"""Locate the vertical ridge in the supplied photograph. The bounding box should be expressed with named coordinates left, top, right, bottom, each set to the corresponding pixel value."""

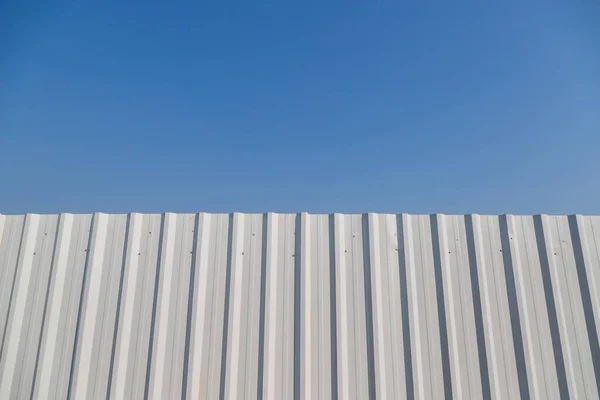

left=104, top=214, right=132, bottom=400
left=301, top=213, right=312, bottom=400
left=504, top=215, right=547, bottom=399
left=257, top=214, right=268, bottom=400
left=225, top=213, right=247, bottom=400
left=328, top=214, right=339, bottom=400
left=361, top=214, right=378, bottom=400
left=65, top=213, right=97, bottom=400
left=334, top=214, right=350, bottom=400
left=464, top=215, right=491, bottom=400
left=73, top=213, right=109, bottom=400
left=142, top=214, right=167, bottom=400
left=185, top=213, right=213, bottom=400
left=202, top=214, right=230, bottom=399
left=241, top=214, right=263, bottom=399
left=552, top=215, right=596, bottom=398
left=430, top=214, right=453, bottom=400
left=147, top=213, right=179, bottom=399
left=404, top=215, right=427, bottom=399
left=533, top=215, right=570, bottom=399
left=293, top=214, right=302, bottom=400
left=8, top=216, right=56, bottom=399
left=0, top=214, right=28, bottom=363
left=568, top=215, right=600, bottom=396
left=218, top=213, right=235, bottom=400
left=583, top=217, right=600, bottom=340
left=265, top=213, right=279, bottom=400
left=181, top=214, right=200, bottom=400
left=437, top=215, right=466, bottom=399
left=499, top=215, right=530, bottom=400
left=111, top=213, right=145, bottom=400
left=32, top=213, right=77, bottom=400
left=369, top=214, right=388, bottom=400
left=472, top=215, right=506, bottom=398
left=396, top=215, right=414, bottom=400
left=29, top=214, right=63, bottom=399
left=0, top=214, right=40, bottom=399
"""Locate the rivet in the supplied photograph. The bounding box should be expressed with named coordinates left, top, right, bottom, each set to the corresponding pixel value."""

left=242, top=252, right=245, bottom=255
left=33, top=252, right=36, bottom=255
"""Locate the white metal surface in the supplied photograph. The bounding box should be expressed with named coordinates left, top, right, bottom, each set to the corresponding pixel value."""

left=0, top=212, right=599, bottom=399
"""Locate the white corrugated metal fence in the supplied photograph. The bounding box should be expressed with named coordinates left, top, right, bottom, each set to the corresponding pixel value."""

left=0, top=213, right=599, bottom=399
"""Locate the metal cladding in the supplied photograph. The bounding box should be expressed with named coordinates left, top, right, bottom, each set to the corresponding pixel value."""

left=0, top=212, right=599, bottom=399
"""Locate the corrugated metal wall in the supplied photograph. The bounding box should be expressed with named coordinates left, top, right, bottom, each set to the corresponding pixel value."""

left=0, top=212, right=599, bottom=399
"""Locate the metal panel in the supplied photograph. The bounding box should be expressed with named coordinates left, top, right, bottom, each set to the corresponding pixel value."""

left=0, top=212, right=599, bottom=399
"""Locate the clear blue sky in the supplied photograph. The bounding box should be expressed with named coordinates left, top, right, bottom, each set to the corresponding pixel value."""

left=1, top=1, right=599, bottom=215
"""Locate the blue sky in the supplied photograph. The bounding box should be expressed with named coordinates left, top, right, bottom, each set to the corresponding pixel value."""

left=1, top=1, right=599, bottom=215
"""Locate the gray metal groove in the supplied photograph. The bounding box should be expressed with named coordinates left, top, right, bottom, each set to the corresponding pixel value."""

left=0, top=212, right=599, bottom=400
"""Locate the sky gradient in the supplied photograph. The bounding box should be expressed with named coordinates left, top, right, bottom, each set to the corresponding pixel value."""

left=1, top=1, right=599, bottom=215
